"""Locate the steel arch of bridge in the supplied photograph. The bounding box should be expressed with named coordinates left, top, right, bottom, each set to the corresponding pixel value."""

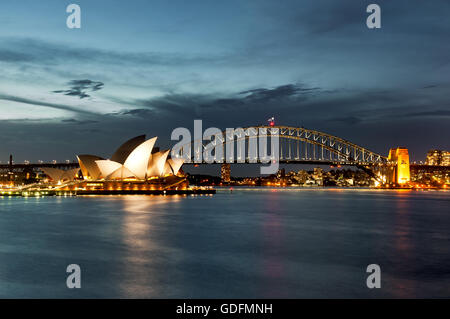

left=180, top=125, right=388, bottom=165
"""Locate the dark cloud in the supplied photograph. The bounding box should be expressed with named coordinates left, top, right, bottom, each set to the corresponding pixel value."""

left=331, top=116, right=363, bottom=125
left=61, top=119, right=100, bottom=125
left=0, top=50, right=33, bottom=62
left=0, top=37, right=245, bottom=68
left=114, top=109, right=154, bottom=118
left=0, top=93, right=97, bottom=115
left=128, top=84, right=320, bottom=119
left=239, top=84, right=320, bottom=101
left=260, top=0, right=450, bottom=37
left=403, top=110, right=450, bottom=118
left=124, top=84, right=450, bottom=129
left=134, top=93, right=210, bottom=117
left=53, top=80, right=104, bottom=99
left=284, top=0, right=365, bottom=34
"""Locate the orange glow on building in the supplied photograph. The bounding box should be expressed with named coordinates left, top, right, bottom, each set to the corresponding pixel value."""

left=388, top=147, right=411, bottom=184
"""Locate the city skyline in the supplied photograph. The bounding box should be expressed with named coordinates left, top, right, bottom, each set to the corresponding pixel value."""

left=0, top=0, right=449, bottom=164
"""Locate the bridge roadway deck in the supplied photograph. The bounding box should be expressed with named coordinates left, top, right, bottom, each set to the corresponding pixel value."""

left=0, top=162, right=448, bottom=170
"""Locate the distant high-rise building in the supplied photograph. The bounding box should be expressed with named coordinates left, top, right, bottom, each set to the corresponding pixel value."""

left=442, top=151, right=450, bottom=166
left=313, top=167, right=323, bottom=177
left=426, top=150, right=450, bottom=166
left=426, top=150, right=442, bottom=165
left=221, top=163, right=231, bottom=183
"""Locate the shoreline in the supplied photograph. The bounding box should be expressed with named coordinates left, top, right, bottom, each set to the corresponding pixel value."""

left=0, top=188, right=216, bottom=197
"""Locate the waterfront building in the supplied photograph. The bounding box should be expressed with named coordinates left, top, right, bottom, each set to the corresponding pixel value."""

left=276, top=168, right=285, bottom=179
left=77, top=155, right=104, bottom=180
left=426, top=150, right=450, bottom=166
left=221, top=163, right=231, bottom=183
left=443, top=151, right=450, bottom=166
left=426, top=150, right=442, bottom=165
left=39, top=135, right=186, bottom=191
left=294, top=170, right=309, bottom=184
left=41, top=167, right=80, bottom=183
left=76, top=135, right=184, bottom=181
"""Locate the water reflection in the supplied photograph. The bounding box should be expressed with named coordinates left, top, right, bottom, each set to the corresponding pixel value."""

left=261, top=191, right=286, bottom=297
left=391, top=192, right=417, bottom=298
left=118, top=195, right=182, bottom=297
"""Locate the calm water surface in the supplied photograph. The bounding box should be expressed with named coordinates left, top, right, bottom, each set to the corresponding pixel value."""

left=0, top=188, right=449, bottom=298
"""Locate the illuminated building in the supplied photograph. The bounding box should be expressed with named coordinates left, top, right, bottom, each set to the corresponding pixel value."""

left=388, top=147, right=410, bottom=184
left=77, top=155, right=104, bottom=180
left=110, top=135, right=146, bottom=164
left=426, top=150, right=441, bottom=165
left=40, top=135, right=185, bottom=188
left=313, top=167, right=323, bottom=178
left=76, top=135, right=184, bottom=181
left=167, top=158, right=184, bottom=175
left=312, top=167, right=324, bottom=186
left=1, top=136, right=201, bottom=194
left=41, top=167, right=80, bottom=182
left=443, top=151, right=450, bottom=166
left=221, top=163, right=231, bottom=183
left=147, top=149, right=170, bottom=177
left=426, top=150, right=450, bottom=166
left=295, top=170, right=309, bottom=184
left=276, top=168, right=286, bottom=179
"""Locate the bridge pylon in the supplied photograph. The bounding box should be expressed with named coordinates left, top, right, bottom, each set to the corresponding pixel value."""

left=387, top=147, right=411, bottom=184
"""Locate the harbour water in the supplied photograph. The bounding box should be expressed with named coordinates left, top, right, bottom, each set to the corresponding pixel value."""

left=0, top=188, right=449, bottom=298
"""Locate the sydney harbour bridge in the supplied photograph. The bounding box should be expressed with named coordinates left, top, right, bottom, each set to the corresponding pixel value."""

left=182, top=125, right=388, bottom=165
left=1, top=125, right=448, bottom=184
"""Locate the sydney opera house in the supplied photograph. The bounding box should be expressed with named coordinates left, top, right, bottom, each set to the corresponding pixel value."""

left=41, top=135, right=190, bottom=194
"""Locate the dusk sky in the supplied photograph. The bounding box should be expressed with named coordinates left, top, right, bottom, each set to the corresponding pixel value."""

left=0, top=0, right=449, bottom=166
